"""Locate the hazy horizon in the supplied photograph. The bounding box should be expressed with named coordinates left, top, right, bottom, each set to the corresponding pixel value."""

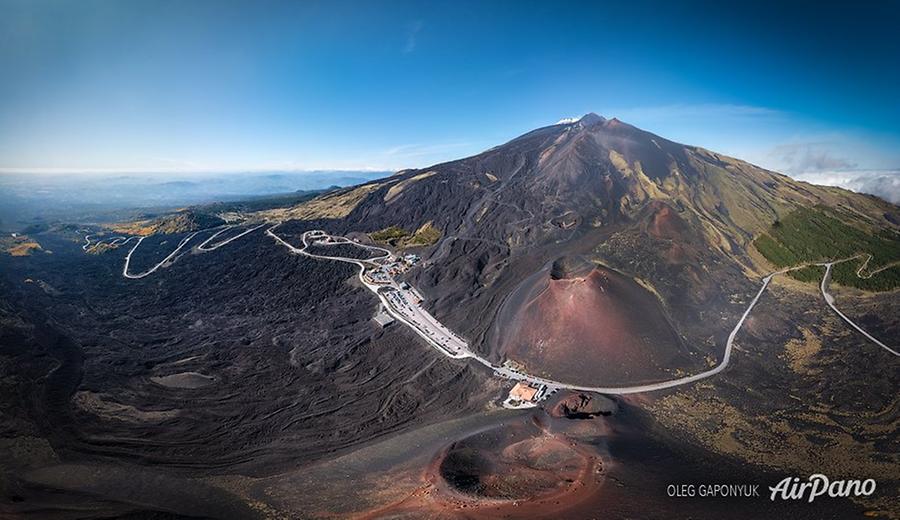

left=0, top=169, right=389, bottom=231
left=2, top=4, right=899, bottom=519
left=2, top=1, right=899, bottom=203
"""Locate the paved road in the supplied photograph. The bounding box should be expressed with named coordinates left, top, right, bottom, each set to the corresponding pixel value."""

left=105, top=221, right=898, bottom=392
left=266, top=229, right=761, bottom=393
left=197, top=223, right=266, bottom=251
left=821, top=262, right=900, bottom=357
left=267, top=225, right=470, bottom=359
left=123, top=232, right=199, bottom=279
left=83, top=234, right=134, bottom=252
left=854, top=253, right=900, bottom=279
left=119, top=223, right=264, bottom=278
left=267, top=228, right=899, bottom=394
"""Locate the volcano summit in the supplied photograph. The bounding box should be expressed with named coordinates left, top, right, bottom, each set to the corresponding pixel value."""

left=1, top=114, right=898, bottom=519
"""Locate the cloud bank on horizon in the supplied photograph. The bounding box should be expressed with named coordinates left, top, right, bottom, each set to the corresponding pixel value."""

left=751, top=139, right=900, bottom=205
left=790, top=170, right=900, bottom=205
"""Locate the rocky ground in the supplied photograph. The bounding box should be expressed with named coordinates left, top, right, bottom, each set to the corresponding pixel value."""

left=2, top=115, right=898, bottom=518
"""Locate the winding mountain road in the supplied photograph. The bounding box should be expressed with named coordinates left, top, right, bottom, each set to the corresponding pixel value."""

left=83, top=234, right=134, bottom=252
left=266, top=228, right=898, bottom=397
left=123, top=232, right=199, bottom=279
left=821, top=262, right=900, bottom=356
left=197, top=223, right=266, bottom=251
left=100, top=220, right=897, bottom=394
left=118, top=223, right=265, bottom=279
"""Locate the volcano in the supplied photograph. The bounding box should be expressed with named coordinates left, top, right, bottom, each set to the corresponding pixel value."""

left=2, top=114, right=899, bottom=519
left=498, top=259, right=689, bottom=386
left=309, top=113, right=900, bottom=385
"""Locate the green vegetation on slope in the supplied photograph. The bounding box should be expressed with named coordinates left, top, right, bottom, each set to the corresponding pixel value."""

left=0, top=235, right=43, bottom=256
left=787, top=265, right=825, bottom=284
left=754, top=206, right=900, bottom=291
left=370, top=226, right=410, bottom=244
left=370, top=221, right=441, bottom=247
left=407, top=221, right=441, bottom=246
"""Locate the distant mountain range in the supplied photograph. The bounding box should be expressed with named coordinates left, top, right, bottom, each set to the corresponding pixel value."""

left=0, top=170, right=389, bottom=230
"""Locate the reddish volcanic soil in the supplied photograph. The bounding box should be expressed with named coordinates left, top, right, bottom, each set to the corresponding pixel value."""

left=498, top=258, right=691, bottom=386
left=644, top=201, right=697, bottom=265
left=356, top=416, right=606, bottom=520
left=647, top=201, right=689, bottom=240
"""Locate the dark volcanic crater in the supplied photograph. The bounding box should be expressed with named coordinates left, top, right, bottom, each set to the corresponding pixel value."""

left=3, top=113, right=899, bottom=519
left=437, top=420, right=592, bottom=501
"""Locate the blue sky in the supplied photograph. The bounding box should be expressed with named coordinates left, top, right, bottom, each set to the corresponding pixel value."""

left=1, top=0, right=899, bottom=176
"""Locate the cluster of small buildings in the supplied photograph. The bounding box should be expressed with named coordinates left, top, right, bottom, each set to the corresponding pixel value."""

left=367, top=269, right=393, bottom=285
left=382, top=254, right=419, bottom=275
left=496, top=359, right=551, bottom=408
left=365, top=253, right=421, bottom=287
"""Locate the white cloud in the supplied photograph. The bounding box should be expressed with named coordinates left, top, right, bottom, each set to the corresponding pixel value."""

left=791, top=170, right=900, bottom=204
left=766, top=142, right=856, bottom=174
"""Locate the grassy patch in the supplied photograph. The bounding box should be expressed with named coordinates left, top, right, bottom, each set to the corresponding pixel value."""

left=370, top=221, right=441, bottom=247
left=258, top=183, right=382, bottom=221
left=109, top=210, right=225, bottom=236
left=753, top=206, right=900, bottom=291
left=2, top=238, right=43, bottom=256
left=370, top=226, right=410, bottom=244
left=383, top=171, right=437, bottom=202
left=407, top=221, right=441, bottom=246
